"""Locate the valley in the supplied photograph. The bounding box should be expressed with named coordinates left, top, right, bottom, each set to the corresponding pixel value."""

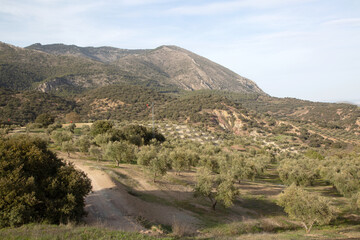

left=0, top=41, right=359, bottom=239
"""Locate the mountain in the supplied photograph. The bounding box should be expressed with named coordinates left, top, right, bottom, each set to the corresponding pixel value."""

left=27, top=43, right=150, bottom=63
left=114, top=45, right=264, bottom=93
left=1, top=41, right=359, bottom=146
left=24, top=43, right=266, bottom=95
left=0, top=42, right=151, bottom=93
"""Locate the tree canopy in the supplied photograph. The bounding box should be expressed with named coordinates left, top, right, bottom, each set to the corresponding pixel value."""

left=0, top=135, right=92, bottom=227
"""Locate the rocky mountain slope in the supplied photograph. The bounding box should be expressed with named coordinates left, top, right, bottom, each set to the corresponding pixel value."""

left=24, top=42, right=265, bottom=95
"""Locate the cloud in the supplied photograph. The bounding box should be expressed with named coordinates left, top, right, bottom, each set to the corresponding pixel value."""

left=324, top=18, right=360, bottom=27
left=116, top=0, right=177, bottom=6
left=165, top=0, right=313, bottom=15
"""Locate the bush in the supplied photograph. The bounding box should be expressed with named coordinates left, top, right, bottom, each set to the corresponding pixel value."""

left=0, top=136, right=91, bottom=227
left=35, top=113, right=55, bottom=128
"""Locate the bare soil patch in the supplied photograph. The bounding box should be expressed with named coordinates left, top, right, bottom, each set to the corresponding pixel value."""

left=59, top=153, right=200, bottom=233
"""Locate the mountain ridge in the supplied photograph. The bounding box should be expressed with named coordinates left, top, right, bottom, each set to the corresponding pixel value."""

left=24, top=42, right=266, bottom=95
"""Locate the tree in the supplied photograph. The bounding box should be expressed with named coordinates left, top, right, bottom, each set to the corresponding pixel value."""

left=93, top=133, right=112, bottom=148
left=148, top=154, right=168, bottom=182
left=170, top=149, right=191, bottom=175
left=62, top=141, right=75, bottom=157
left=277, top=184, right=335, bottom=233
left=352, top=192, right=360, bottom=211
left=35, top=113, right=55, bottom=128
left=121, top=125, right=165, bottom=146
left=278, top=157, right=319, bottom=186
left=194, top=167, right=238, bottom=211
left=90, top=120, right=113, bottom=136
left=89, top=145, right=102, bottom=162
left=65, top=123, right=76, bottom=134
left=137, top=146, right=168, bottom=182
left=46, top=122, right=62, bottom=135
left=75, top=136, right=91, bottom=153
left=0, top=135, right=91, bottom=227
left=105, top=141, right=136, bottom=166
left=51, top=130, right=72, bottom=146
left=319, top=157, right=360, bottom=197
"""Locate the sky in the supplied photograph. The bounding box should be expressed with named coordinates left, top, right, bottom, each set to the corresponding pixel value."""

left=0, top=0, right=359, bottom=104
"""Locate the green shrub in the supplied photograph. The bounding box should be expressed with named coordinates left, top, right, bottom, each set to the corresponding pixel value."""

left=0, top=135, right=91, bottom=227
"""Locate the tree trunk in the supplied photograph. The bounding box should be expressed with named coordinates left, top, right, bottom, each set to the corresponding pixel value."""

left=208, top=195, right=217, bottom=211
left=302, top=221, right=314, bottom=234
left=212, top=201, right=217, bottom=211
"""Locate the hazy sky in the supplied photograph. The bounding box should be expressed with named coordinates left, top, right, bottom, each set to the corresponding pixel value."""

left=1, top=0, right=359, bottom=103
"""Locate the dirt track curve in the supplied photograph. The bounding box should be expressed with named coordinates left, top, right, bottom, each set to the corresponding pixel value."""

left=59, top=153, right=200, bottom=232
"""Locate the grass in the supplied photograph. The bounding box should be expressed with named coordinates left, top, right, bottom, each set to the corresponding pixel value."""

left=202, top=221, right=360, bottom=239
left=239, top=195, right=284, bottom=217
left=0, top=224, right=174, bottom=240
left=202, top=217, right=300, bottom=238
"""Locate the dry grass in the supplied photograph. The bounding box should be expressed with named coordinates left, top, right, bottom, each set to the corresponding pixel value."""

left=171, top=217, right=194, bottom=237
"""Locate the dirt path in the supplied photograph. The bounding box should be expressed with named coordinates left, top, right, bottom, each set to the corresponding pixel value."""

left=60, top=153, right=200, bottom=233
left=59, top=153, right=143, bottom=231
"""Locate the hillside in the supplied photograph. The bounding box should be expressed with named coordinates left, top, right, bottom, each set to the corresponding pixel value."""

left=27, top=43, right=150, bottom=63
left=1, top=83, right=359, bottom=146
left=113, top=45, right=265, bottom=94
left=1, top=41, right=359, bottom=146
left=0, top=42, right=141, bottom=92
left=24, top=42, right=266, bottom=95
left=0, top=88, right=76, bottom=125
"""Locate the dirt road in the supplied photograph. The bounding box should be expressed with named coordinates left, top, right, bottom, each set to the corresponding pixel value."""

left=60, top=153, right=200, bottom=232
left=69, top=157, right=144, bottom=231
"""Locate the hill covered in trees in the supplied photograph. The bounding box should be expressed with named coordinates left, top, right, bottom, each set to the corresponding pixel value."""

left=0, top=41, right=359, bottom=147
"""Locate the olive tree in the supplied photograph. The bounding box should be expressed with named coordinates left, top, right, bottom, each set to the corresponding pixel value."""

left=51, top=130, right=73, bottom=146
left=75, top=136, right=91, bottom=153
left=319, top=157, right=360, bottom=197
left=277, top=184, right=335, bottom=233
left=352, top=192, right=360, bottom=211
left=170, top=149, right=192, bottom=175
left=105, top=141, right=136, bottom=166
left=278, top=157, right=319, bottom=186
left=62, top=141, right=76, bottom=157
left=89, top=145, right=103, bottom=162
left=137, top=145, right=168, bottom=182
left=194, top=167, right=238, bottom=211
